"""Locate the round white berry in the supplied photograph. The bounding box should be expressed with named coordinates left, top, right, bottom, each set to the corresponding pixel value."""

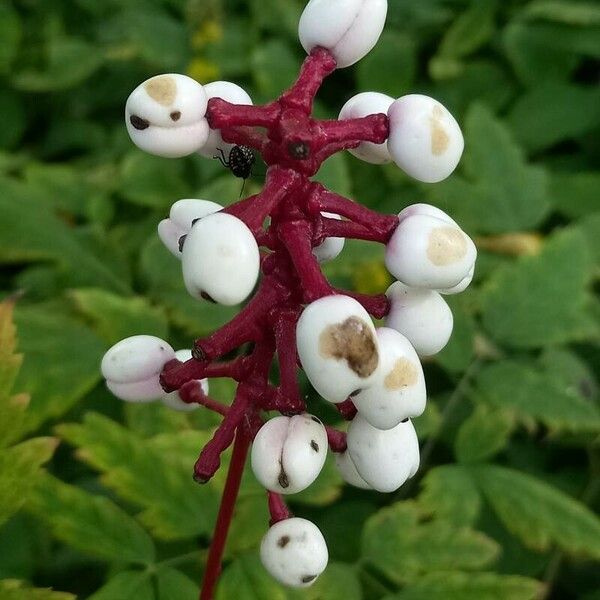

left=437, top=264, right=474, bottom=295
left=352, top=327, right=426, bottom=429
left=385, top=214, right=477, bottom=289
left=346, top=414, right=419, bottom=492
left=181, top=212, right=260, bottom=306
left=387, top=94, right=463, bottom=183
left=298, top=0, right=388, bottom=68
left=198, top=81, right=253, bottom=160
left=397, top=203, right=458, bottom=227
left=125, top=74, right=209, bottom=158
left=385, top=282, right=453, bottom=357
left=260, top=518, right=328, bottom=588
left=251, top=414, right=327, bottom=494
left=160, top=350, right=209, bottom=412
left=338, top=92, right=394, bottom=164
left=296, top=295, right=380, bottom=403
left=158, top=198, right=223, bottom=257
left=101, top=335, right=175, bottom=403
left=334, top=451, right=371, bottom=489
left=313, top=212, right=345, bottom=263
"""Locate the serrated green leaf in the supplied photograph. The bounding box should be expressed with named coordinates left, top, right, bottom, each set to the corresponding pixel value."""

left=69, top=288, right=168, bottom=344
left=455, top=404, right=515, bottom=463
left=27, top=473, right=156, bottom=565
left=88, top=571, right=154, bottom=600
left=14, top=304, right=105, bottom=433
left=384, top=571, right=543, bottom=600
left=472, top=464, right=600, bottom=559
left=357, top=31, right=416, bottom=94
left=57, top=414, right=221, bottom=540
left=475, top=360, right=600, bottom=433
left=418, top=466, right=482, bottom=527
left=251, top=39, right=298, bottom=101
left=362, top=502, right=499, bottom=584
left=0, top=579, right=74, bottom=600
left=508, top=83, right=600, bottom=153
left=548, top=171, right=600, bottom=219
left=435, top=296, right=476, bottom=374
left=481, top=229, right=594, bottom=347
left=156, top=567, right=198, bottom=600
left=427, top=104, right=549, bottom=234
left=0, top=437, right=58, bottom=527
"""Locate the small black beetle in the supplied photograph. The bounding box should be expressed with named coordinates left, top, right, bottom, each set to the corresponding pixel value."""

left=214, top=146, right=255, bottom=179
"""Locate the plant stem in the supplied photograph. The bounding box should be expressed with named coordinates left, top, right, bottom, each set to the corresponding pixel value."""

left=199, top=427, right=251, bottom=600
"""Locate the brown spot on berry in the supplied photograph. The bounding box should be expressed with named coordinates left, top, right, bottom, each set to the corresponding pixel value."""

left=278, top=535, right=290, bottom=548
left=384, top=358, right=418, bottom=390
left=430, top=105, right=449, bottom=155
left=427, top=227, right=467, bottom=266
left=130, top=115, right=150, bottom=130
left=278, top=467, right=289, bottom=489
left=145, top=75, right=177, bottom=106
left=310, top=440, right=319, bottom=452
left=319, top=317, right=378, bottom=377
left=170, top=110, right=181, bottom=121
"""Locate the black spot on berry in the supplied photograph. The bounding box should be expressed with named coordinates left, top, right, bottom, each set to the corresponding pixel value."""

left=178, top=235, right=187, bottom=252
left=278, top=468, right=290, bottom=489
left=201, top=292, right=216, bottom=304
left=170, top=110, right=181, bottom=121
left=350, top=389, right=361, bottom=397
left=130, top=114, right=150, bottom=130
left=277, top=535, right=290, bottom=548
left=401, top=418, right=409, bottom=423
left=301, top=575, right=317, bottom=584
left=310, top=440, right=319, bottom=452
left=310, top=416, right=322, bottom=424
left=191, top=218, right=201, bottom=226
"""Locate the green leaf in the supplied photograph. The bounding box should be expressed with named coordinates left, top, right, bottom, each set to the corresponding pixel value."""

left=455, top=404, right=515, bottom=463
left=88, top=571, right=153, bottom=600
left=0, top=301, right=28, bottom=447
left=362, top=502, right=499, bottom=584
left=418, top=465, right=482, bottom=527
left=215, top=553, right=287, bottom=600
left=521, top=1, right=600, bottom=25
left=0, top=178, right=130, bottom=293
left=357, top=31, right=416, bottom=95
left=577, top=213, right=600, bottom=270
left=472, top=465, right=600, bottom=559
left=287, top=562, right=362, bottom=600
left=14, top=304, right=105, bottom=433
left=119, top=152, right=188, bottom=209
left=27, top=473, right=156, bottom=565
left=385, top=571, right=543, bottom=600
left=0, top=91, right=25, bottom=149
left=475, top=360, right=600, bottom=433
left=155, top=567, right=198, bottom=600
left=0, top=437, right=58, bottom=528
left=435, top=297, right=476, bottom=374
left=481, top=229, right=594, bottom=347
left=0, top=579, right=74, bottom=600
left=251, top=39, right=298, bottom=101
left=548, top=171, right=600, bottom=219
left=427, top=104, right=549, bottom=234
left=0, top=3, right=22, bottom=73
left=57, top=414, right=221, bottom=540
left=69, top=288, right=168, bottom=344
left=508, top=83, right=600, bottom=153
left=313, top=152, right=352, bottom=198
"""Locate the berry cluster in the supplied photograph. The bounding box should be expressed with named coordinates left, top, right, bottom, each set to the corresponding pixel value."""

left=102, top=0, right=476, bottom=596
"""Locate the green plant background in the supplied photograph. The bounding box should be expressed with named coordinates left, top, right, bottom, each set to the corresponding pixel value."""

left=1, top=0, right=599, bottom=598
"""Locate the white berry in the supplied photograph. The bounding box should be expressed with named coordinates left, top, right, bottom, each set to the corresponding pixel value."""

left=296, top=295, right=380, bottom=403
left=437, top=264, right=474, bottom=295
left=352, top=327, right=426, bottom=429
left=346, top=414, right=419, bottom=492
left=397, top=202, right=457, bottom=226
left=385, top=214, right=477, bottom=289
left=125, top=74, right=210, bottom=158
left=335, top=451, right=371, bottom=489
left=298, top=0, right=388, bottom=68
left=387, top=94, right=463, bottom=183
left=101, top=335, right=175, bottom=403
left=161, top=350, right=208, bottom=412
left=181, top=212, right=260, bottom=306
left=198, top=81, right=253, bottom=160
left=158, top=198, right=223, bottom=257
left=385, top=281, right=453, bottom=357
left=338, top=92, right=394, bottom=164
left=251, top=414, right=327, bottom=494
left=313, top=212, right=345, bottom=263
left=260, top=518, right=328, bottom=588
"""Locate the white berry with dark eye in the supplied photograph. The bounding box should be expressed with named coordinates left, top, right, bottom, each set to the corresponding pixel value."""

left=251, top=414, right=328, bottom=494
left=125, top=73, right=210, bottom=158
left=260, top=517, right=328, bottom=588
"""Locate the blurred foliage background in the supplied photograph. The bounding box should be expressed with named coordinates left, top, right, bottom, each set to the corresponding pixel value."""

left=0, top=0, right=599, bottom=598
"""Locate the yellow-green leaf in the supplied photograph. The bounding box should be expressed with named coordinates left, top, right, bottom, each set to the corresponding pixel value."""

left=0, top=579, right=74, bottom=600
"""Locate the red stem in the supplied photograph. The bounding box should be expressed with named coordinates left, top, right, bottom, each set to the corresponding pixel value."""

left=325, top=426, right=347, bottom=453
left=267, top=491, right=293, bottom=525
left=178, top=381, right=230, bottom=415
left=199, top=427, right=251, bottom=600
